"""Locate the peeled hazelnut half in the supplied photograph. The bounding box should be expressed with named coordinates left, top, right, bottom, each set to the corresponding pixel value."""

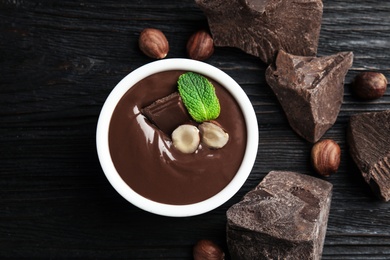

left=172, top=124, right=200, bottom=153
left=199, top=121, right=229, bottom=149
left=139, top=28, right=169, bottom=59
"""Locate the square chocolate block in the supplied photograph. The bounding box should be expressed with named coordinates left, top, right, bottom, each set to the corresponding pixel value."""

left=142, top=92, right=192, bottom=136
left=227, top=171, right=332, bottom=260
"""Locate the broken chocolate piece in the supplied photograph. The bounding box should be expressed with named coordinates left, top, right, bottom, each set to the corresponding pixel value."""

left=195, top=0, right=323, bottom=64
left=347, top=110, right=390, bottom=201
left=142, top=92, right=192, bottom=135
left=265, top=50, right=353, bottom=143
left=227, top=171, right=332, bottom=260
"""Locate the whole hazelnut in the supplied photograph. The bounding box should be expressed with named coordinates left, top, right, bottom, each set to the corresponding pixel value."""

left=352, top=71, right=388, bottom=100
left=139, top=28, right=169, bottom=59
left=193, top=239, right=225, bottom=260
left=311, top=139, right=341, bottom=177
left=187, top=30, right=214, bottom=61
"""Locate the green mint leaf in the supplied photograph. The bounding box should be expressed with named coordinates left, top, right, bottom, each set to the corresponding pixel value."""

left=177, top=72, right=221, bottom=123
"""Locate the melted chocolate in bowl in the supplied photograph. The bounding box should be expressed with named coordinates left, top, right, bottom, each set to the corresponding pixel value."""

left=108, top=70, right=247, bottom=205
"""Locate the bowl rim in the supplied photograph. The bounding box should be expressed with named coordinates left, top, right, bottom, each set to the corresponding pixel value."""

left=96, top=58, right=258, bottom=217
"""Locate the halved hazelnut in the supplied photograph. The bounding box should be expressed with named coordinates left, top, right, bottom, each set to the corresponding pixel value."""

left=199, top=121, right=229, bottom=149
left=172, top=124, right=200, bottom=153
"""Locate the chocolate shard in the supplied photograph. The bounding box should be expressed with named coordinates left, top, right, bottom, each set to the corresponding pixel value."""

left=227, top=171, right=332, bottom=260
left=347, top=110, right=390, bottom=201
left=142, top=92, right=192, bottom=136
left=195, top=0, right=323, bottom=64
left=265, top=50, right=353, bottom=143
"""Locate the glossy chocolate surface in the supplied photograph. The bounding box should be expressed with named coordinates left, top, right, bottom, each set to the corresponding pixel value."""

left=108, top=70, right=247, bottom=205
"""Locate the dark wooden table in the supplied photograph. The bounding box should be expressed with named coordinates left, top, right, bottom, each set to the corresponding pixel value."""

left=1, top=0, right=389, bottom=259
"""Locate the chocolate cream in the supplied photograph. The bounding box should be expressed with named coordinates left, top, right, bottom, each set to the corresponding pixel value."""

left=109, top=70, right=247, bottom=205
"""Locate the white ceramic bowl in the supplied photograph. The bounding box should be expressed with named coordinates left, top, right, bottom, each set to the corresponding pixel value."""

left=96, top=58, right=258, bottom=217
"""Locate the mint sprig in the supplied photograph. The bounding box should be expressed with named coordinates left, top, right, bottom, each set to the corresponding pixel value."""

left=177, top=72, right=221, bottom=123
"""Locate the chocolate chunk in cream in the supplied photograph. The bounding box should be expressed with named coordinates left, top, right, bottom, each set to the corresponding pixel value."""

left=227, top=171, right=332, bottom=260
left=195, top=0, right=323, bottom=64
left=142, top=92, right=192, bottom=136
left=265, top=50, right=353, bottom=143
left=348, top=110, right=390, bottom=201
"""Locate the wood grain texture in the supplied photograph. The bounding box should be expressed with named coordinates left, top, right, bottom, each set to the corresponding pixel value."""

left=0, top=0, right=389, bottom=259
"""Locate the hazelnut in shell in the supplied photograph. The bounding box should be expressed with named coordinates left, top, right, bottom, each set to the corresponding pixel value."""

left=193, top=239, right=225, bottom=260
left=139, top=28, right=169, bottom=59
left=352, top=71, right=388, bottom=100
left=311, top=139, right=341, bottom=177
left=187, top=30, right=214, bottom=61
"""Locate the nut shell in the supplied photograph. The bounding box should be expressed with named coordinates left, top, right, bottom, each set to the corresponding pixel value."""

left=352, top=71, right=388, bottom=100
left=139, top=28, right=169, bottom=59
left=187, top=30, right=214, bottom=61
left=193, top=239, right=225, bottom=260
left=311, top=139, right=341, bottom=177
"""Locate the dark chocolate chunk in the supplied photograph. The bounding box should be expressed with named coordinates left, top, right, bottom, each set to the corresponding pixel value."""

left=195, top=0, right=323, bottom=64
left=142, top=92, right=192, bottom=135
left=348, top=110, right=390, bottom=201
left=227, top=171, right=332, bottom=260
left=265, top=50, right=353, bottom=143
